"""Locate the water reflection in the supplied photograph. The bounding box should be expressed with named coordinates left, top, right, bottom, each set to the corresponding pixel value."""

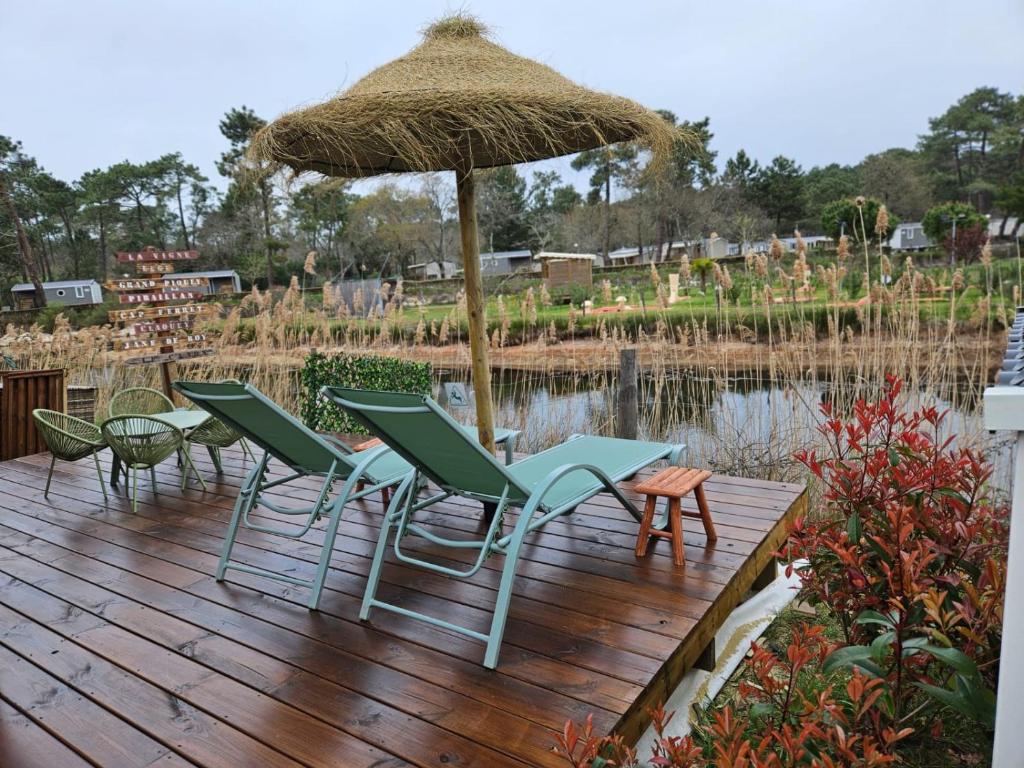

left=436, top=370, right=1002, bottom=485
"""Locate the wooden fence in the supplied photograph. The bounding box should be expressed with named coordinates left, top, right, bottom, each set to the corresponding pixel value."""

left=0, top=368, right=65, bottom=460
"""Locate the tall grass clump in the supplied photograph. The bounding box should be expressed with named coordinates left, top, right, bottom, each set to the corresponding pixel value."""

left=3, top=251, right=1015, bottom=494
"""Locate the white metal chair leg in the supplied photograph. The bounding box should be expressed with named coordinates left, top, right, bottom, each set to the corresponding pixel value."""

left=216, top=459, right=266, bottom=581
left=360, top=473, right=417, bottom=620
left=308, top=497, right=348, bottom=610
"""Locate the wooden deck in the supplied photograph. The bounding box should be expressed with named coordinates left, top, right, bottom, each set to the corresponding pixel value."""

left=0, top=445, right=805, bottom=768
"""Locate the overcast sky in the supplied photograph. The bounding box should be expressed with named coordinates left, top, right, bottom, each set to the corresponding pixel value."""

left=4, top=0, right=1022, bottom=195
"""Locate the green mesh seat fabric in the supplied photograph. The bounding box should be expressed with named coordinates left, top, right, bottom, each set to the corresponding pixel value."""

left=102, top=415, right=199, bottom=513
left=108, top=387, right=175, bottom=418
left=32, top=409, right=108, bottom=502
left=506, top=436, right=676, bottom=511
left=172, top=380, right=415, bottom=609
left=322, top=385, right=685, bottom=669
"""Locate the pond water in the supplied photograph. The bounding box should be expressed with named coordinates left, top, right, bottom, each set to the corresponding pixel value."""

left=438, top=371, right=1008, bottom=486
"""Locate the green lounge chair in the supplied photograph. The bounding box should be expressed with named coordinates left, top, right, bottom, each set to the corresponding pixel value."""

left=322, top=386, right=685, bottom=669
left=172, top=380, right=415, bottom=609
left=312, top=387, right=521, bottom=465
left=185, top=378, right=256, bottom=474
left=333, top=423, right=521, bottom=466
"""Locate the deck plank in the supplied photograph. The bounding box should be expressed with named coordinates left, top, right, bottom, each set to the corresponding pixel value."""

left=0, top=465, right=691, bottom=675
left=0, top=495, right=641, bottom=711
left=0, top=532, right=573, bottom=767
left=0, top=601, right=310, bottom=768
left=0, top=697, right=96, bottom=768
left=0, top=641, right=198, bottom=768
left=0, top=445, right=804, bottom=765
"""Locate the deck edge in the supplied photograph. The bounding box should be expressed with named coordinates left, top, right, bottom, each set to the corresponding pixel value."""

left=611, top=485, right=808, bottom=745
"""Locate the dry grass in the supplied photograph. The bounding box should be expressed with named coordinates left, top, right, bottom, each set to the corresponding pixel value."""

left=248, top=12, right=683, bottom=177
left=5, top=273, right=1013, bottom=500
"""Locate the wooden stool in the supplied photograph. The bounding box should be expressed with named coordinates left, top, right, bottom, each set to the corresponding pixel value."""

left=634, top=467, right=717, bottom=566
left=352, top=437, right=392, bottom=505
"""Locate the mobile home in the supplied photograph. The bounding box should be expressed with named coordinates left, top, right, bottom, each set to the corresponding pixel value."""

left=10, top=279, right=103, bottom=310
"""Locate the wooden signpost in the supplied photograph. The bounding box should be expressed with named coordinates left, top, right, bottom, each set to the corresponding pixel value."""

left=109, top=247, right=215, bottom=400
left=135, top=262, right=176, bottom=274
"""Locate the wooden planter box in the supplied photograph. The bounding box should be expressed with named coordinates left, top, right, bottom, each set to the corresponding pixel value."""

left=67, top=385, right=97, bottom=424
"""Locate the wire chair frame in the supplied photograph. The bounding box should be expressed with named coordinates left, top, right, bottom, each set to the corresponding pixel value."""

left=108, top=387, right=175, bottom=419
left=102, top=415, right=203, bottom=512
left=32, top=409, right=108, bottom=502
left=186, top=417, right=256, bottom=472
left=184, top=379, right=255, bottom=473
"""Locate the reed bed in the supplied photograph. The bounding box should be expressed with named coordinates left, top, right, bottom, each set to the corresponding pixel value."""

left=4, top=266, right=1015, bottom=499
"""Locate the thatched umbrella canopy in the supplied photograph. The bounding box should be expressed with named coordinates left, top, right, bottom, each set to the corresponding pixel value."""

left=251, top=13, right=679, bottom=454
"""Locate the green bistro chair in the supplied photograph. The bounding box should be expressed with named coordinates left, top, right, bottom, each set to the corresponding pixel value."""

left=173, top=380, right=416, bottom=609
left=32, top=409, right=108, bottom=502
left=108, top=387, right=175, bottom=418
left=102, top=415, right=202, bottom=513
left=323, top=386, right=686, bottom=669
left=185, top=378, right=256, bottom=475
left=186, top=416, right=256, bottom=473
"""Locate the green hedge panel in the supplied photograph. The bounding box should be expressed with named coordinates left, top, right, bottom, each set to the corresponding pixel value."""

left=300, top=351, right=432, bottom=435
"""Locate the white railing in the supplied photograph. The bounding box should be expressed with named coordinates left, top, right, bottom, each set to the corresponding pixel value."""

left=985, top=305, right=1024, bottom=768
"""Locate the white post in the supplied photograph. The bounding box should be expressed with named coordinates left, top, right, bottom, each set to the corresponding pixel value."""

left=986, top=305, right=1024, bottom=767
left=991, top=432, right=1024, bottom=767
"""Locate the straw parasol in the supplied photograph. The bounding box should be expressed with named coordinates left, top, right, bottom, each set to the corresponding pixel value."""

left=251, top=13, right=679, bottom=454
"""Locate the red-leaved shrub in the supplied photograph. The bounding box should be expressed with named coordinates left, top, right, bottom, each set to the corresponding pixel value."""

left=551, top=377, right=1007, bottom=766
left=553, top=624, right=908, bottom=767
left=783, top=376, right=1006, bottom=730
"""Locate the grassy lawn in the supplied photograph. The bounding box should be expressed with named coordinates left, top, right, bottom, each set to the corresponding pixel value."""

left=216, top=251, right=1019, bottom=347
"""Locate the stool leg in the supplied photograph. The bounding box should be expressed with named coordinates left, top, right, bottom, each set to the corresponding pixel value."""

left=635, top=495, right=658, bottom=559
left=693, top=483, right=717, bottom=542
left=669, top=497, right=685, bottom=566
left=381, top=487, right=391, bottom=507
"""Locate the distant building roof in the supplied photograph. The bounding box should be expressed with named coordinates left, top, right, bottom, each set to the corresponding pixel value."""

left=163, top=270, right=239, bottom=279
left=407, top=260, right=457, bottom=269
left=607, top=247, right=641, bottom=259
left=480, top=249, right=532, bottom=260
left=534, top=251, right=596, bottom=261
left=11, top=279, right=100, bottom=292
left=988, top=217, right=1020, bottom=236
left=602, top=239, right=701, bottom=261
left=780, top=235, right=832, bottom=247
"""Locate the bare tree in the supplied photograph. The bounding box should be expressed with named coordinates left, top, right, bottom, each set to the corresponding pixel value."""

left=0, top=171, right=46, bottom=307
left=420, top=173, right=456, bottom=270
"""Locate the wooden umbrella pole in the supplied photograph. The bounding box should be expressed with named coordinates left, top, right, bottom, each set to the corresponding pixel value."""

left=455, top=166, right=496, bottom=456
left=160, top=360, right=177, bottom=404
